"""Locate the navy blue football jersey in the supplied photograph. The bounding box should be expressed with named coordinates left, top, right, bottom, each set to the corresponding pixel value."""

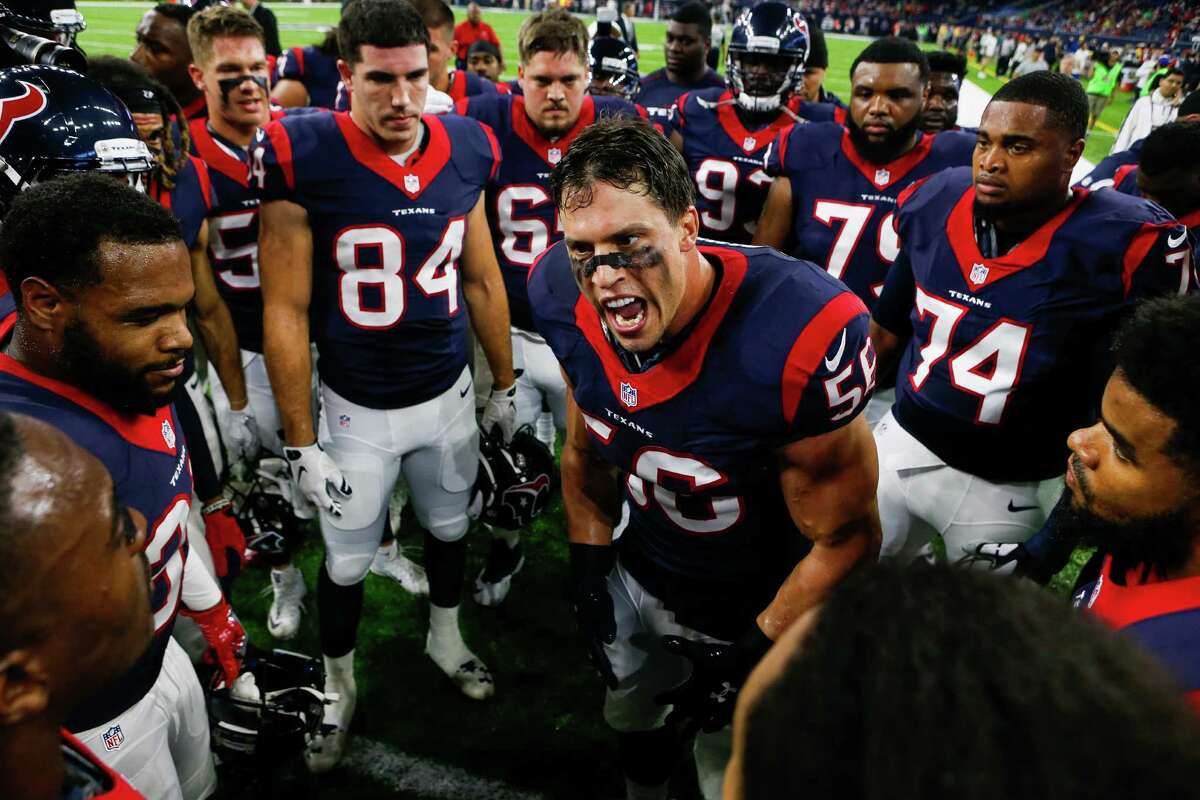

left=255, top=112, right=499, bottom=409
left=766, top=122, right=975, bottom=308
left=674, top=88, right=798, bottom=244
left=1113, top=167, right=1200, bottom=262
left=190, top=119, right=264, bottom=353
left=1076, top=137, right=1143, bottom=190
left=0, top=272, right=13, bottom=342
left=276, top=45, right=341, bottom=109
left=151, top=154, right=213, bottom=252
left=636, top=66, right=725, bottom=121
left=873, top=167, right=1195, bottom=482
left=457, top=93, right=646, bottom=332
left=529, top=240, right=874, bottom=638
left=0, top=355, right=194, bottom=731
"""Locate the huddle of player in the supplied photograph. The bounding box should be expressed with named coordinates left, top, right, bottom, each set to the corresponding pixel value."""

left=0, top=0, right=1199, bottom=798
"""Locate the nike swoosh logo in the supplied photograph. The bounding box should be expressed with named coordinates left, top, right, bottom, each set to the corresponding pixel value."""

left=1007, top=500, right=1038, bottom=513
left=824, top=329, right=847, bottom=372
left=460, top=385, right=470, bottom=398
left=1168, top=229, right=1188, bottom=249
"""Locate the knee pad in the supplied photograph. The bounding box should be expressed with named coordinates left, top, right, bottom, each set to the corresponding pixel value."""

left=323, top=548, right=375, bottom=587
left=424, top=510, right=469, bottom=543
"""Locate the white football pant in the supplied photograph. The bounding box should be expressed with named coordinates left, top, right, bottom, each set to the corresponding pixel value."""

left=511, top=329, right=567, bottom=432
left=603, top=560, right=732, bottom=800
left=319, top=366, right=480, bottom=586
left=74, top=638, right=216, bottom=800
left=873, top=409, right=1063, bottom=567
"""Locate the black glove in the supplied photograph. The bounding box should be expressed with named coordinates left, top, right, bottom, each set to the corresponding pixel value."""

left=568, top=543, right=618, bottom=690
left=654, top=624, right=773, bottom=736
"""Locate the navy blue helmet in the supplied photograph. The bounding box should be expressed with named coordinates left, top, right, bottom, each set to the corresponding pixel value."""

left=470, top=426, right=555, bottom=531
left=588, top=36, right=639, bottom=100
left=726, top=2, right=810, bottom=113
left=0, top=65, right=155, bottom=209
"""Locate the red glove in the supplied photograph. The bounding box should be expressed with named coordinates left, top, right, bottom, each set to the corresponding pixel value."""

left=184, top=598, right=246, bottom=686
left=202, top=499, right=246, bottom=580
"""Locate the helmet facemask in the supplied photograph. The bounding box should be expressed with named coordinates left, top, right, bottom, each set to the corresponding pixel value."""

left=727, top=48, right=804, bottom=113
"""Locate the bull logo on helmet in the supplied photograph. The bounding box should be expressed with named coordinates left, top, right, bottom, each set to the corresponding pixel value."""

left=0, top=81, right=47, bottom=146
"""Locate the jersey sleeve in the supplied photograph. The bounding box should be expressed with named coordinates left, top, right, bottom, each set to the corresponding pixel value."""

left=252, top=118, right=298, bottom=202
left=445, top=115, right=501, bottom=186
left=780, top=292, right=874, bottom=438
left=1124, top=221, right=1195, bottom=300
left=276, top=47, right=304, bottom=81
left=872, top=245, right=915, bottom=336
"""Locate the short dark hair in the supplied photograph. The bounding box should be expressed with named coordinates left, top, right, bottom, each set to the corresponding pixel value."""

left=1178, top=89, right=1200, bottom=118
left=1165, top=66, right=1186, bottom=80
left=187, top=5, right=264, bottom=68
left=671, top=2, right=711, bottom=40
left=1139, top=119, right=1200, bottom=177
left=926, top=49, right=966, bottom=78
left=409, top=0, right=454, bottom=31
left=740, top=561, right=1200, bottom=800
left=152, top=2, right=194, bottom=28
left=338, top=0, right=429, bottom=67
left=990, top=70, right=1088, bottom=141
left=468, top=39, right=501, bottom=59
left=0, top=174, right=182, bottom=310
left=850, top=36, right=929, bottom=83
left=551, top=117, right=694, bottom=223
left=518, top=8, right=587, bottom=65
left=1113, top=295, right=1200, bottom=476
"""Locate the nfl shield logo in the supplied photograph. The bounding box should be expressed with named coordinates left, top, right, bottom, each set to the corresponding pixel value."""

left=404, top=174, right=419, bottom=193
left=874, top=168, right=890, bottom=185
left=161, top=419, right=176, bottom=449
left=338, top=414, right=351, bottom=429
left=969, top=262, right=989, bottom=285
left=620, top=381, right=638, bottom=409
left=547, top=147, right=562, bottom=165
left=102, top=725, right=125, bottom=751
left=742, top=136, right=757, bottom=151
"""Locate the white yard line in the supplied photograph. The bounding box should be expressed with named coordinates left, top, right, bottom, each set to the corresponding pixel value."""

left=344, top=737, right=547, bottom=800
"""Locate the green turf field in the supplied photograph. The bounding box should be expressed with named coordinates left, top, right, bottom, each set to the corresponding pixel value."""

left=73, top=6, right=1093, bottom=796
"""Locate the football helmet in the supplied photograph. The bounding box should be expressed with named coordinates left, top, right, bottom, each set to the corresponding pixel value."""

left=207, top=645, right=332, bottom=766
left=588, top=36, right=639, bottom=100
left=470, top=426, right=555, bottom=530
left=0, top=66, right=155, bottom=210
left=725, top=2, right=810, bottom=113
left=229, top=457, right=302, bottom=568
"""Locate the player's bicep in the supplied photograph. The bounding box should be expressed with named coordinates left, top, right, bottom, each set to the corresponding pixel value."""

left=461, top=190, right=501, bottom=285
left=753, top=174, right=793, bottom=249
left=871, top=246, right=916, bottom=337
left=270, top=79, right=309, bottom=108
left=258, top=199, right=312, bottom=311
left=188, top=220, right=222, bottom=318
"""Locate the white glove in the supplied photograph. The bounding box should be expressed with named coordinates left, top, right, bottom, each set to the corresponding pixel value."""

left=423, top=87, right=454, bottom=115
left=480, top=383, right=517, bottom=443
left=282, top=442, right=352, bottom=517
left=220, top=405, right=260, bottom=464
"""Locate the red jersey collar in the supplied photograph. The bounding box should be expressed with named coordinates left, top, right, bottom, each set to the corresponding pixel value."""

left=839, top=128, right=934, bottom=190
left=512, top=95, right=596, bottom=167
left=0, top=354, right=179, bottom=456
left=182, top=95, right=207, bottom=121
left=573, top=244, right=748, bottom=413
left=189, top=120, right=249, bottom=188
left=334, top=111, right=451, bottom=200
left=1179, top=208, right=1200, bottom=231
left=1087, top=555, right=1200, bottom=631
left=946, top=184, right=1089, bottom=290
left=716, top=91, right=791, bottom=154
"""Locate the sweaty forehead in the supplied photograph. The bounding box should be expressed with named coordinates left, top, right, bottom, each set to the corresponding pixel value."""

left=667, top=22, right=701, bottom=40
left=929, top=72, right=961, bottom=91
left=979, top=100, right=1053, bottom=137
left=91, top=239, right=191, bottom=303
left=562, top=183, right=664, bottom=242
left=851, top=61, right=924, bottom=91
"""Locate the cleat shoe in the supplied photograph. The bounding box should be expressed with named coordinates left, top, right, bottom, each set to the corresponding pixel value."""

left=305, top=652, right=357, bottom=774
left=473, top=539, right=524, bottom=607
left=267, top=564, right=306, bottom=640
left=369, top=541, right=429, bottom=596
left=426, top=635, right=495, bottom=700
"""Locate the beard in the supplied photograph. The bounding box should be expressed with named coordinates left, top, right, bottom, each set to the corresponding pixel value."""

left=61, top=316, right=175, bottom=415
left=1054, top=479, right=1196, bottom=581
left=846, top=112, right=922, bottom=165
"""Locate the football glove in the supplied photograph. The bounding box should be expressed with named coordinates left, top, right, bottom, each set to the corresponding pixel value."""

left=480, top=382, right=518, bottom=444
left=185, top=598, right=246, bottom=687
left=655, top=625, right=773, bottom=736
left=201, top=498, right=246, bottom=581
left=219, top=404, right=260, bottom=464
left=283, top=442, right=352, bottom=517
left=568, top=543, right=618, bottom=690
